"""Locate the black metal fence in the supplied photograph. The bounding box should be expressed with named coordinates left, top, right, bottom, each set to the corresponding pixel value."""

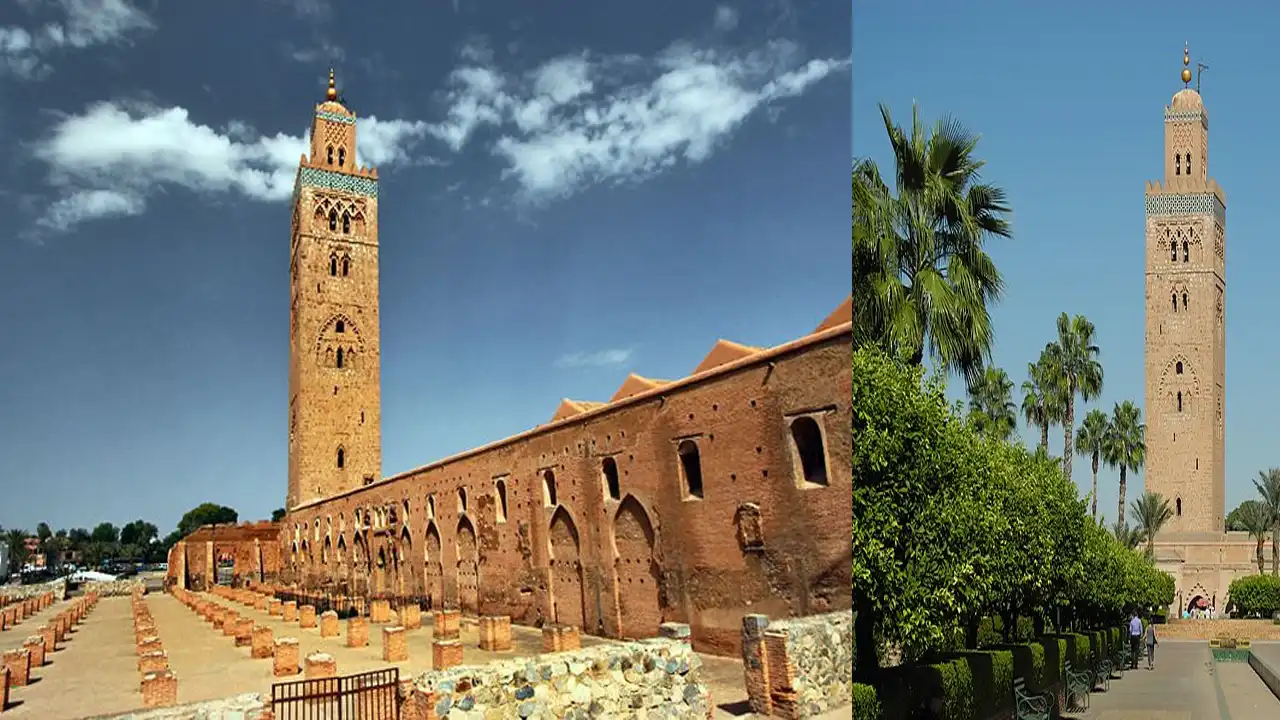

left=271, top=667, right=400, bottom=720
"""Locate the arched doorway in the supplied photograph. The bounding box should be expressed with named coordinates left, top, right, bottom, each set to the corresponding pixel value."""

left=457, top=517, right=479, bottom=613
left=613, top=495, right=661, bottom=638
left=549, top=506, right=586, bottom=630
left=425, top=522, right=443, bottom=608
left=398, top=526, right=413, bottom=595
left=375, top=546, right=388, bottom=594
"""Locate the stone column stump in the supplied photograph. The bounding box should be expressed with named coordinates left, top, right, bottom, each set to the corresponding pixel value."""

left=370, top=599, right=391, bottom=623
left=382, top=626, right=408, bottom=662
left=140, top=670, right=178, bottom=708
left=478, top=616, right=513, bottom=652
left=222, top=613, right=242, bottom=637
left=305, top=652, right=337, bottom=679
left=234, top=618, right=255, bottom=647
left=346, top=616, right=369, bottom=647
left=319, top=610, right=340, bottom=638
left=268, top=598, right=283, bottom=617
left=283, top=601, right=298, bottom=623
left=299, top=604, right=317, bottom=629
left=138, top=650, right=168, bottom=674
left=0, top=667, right=8, bottom=709
left=274, top=638, right=300, bottom=677
left=542, top=624, right=581, bottom=653
left=22, top=637, right=45, bottom=668
left=401, top=604, right=422, bottom=630
left=40, top=625, right=57, bottom=654
left=252, top=625, right=274, bottom=659
left=434, top=608, right=461, bottom=640
left=432, top=639, right=463, bottom=670
left=137, top=636, right=163, bottom=656
left=2, top=649, right=31, bottom=687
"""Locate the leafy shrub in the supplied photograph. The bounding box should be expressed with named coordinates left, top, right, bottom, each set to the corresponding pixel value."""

left=852, top=683, right=880, bottom=720
left=1228, top=575, right=1280, bottom=616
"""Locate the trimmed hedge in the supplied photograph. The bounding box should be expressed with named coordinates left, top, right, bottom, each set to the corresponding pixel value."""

left=1228, top=574, right=1280, bottom=616
left=852, top=683, right=880, bottom=720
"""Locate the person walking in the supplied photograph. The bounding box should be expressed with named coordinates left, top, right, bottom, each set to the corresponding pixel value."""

left=1144, top=616, right=1158, bottom=670
left=1128, top=610, right=1143, bottom=669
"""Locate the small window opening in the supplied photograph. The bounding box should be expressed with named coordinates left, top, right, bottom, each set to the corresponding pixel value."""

left=336, top=320, right=345, bottom=333
left=602, top=458, right=621, bottom=500
left=336, top=347, right=345, bottom=368
left=1177, top=391, right=1183, bottom=412
left=341, top=257, right=350, bottom=276
left=329, top=210, right=337, bottom=232
left=1176, top=361, right=1183, bottom=375
left=495, top=480, right=508, bottom=523
left=1171, top=242, right=1177, bottom=262
left=1186, top=153, right=1192, bottom=175
left=1176, top=497, right=1182, bottom=516
left=790, top=416, right=829, bottom=486
left=326, top=146, right=334, bottom=165
left=1175, top=154, right=1181, bottom=175
left=457, top=488, right=467, bottom=514
left=337, top=447, right=345, bottom=469
left=542, top=470, right=557, bottom=507
left=1183, top=240, right=1189, bottom=262
left=1172, top=295, right=1178, bottom=312
left=1183, top=291, right=1189, bottom=309
left=338, top=147, right=346, bottom=167
left=330, top=256, right=338, bottom=276
left=427, top=495, right=435, bottom=518
left=678, top=440, right=704, bottom=499
left=342, top=213, right=350, bottom=234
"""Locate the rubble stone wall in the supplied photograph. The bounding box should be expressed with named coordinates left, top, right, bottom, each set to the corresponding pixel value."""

left=1, top=579, right=67, bottom=601
left=742, top=610, right=853, bottom=719
left=84, top=692, right=268, bottom=719
left=410, top=637, right=710, bottom=718
left=84, top=579, right=147, bottom=597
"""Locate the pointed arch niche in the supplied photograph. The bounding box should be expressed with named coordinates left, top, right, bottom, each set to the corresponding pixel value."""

left=612, top=495, right=661, bottom=638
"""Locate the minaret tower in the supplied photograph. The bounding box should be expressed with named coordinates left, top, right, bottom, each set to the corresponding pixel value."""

left=1144, top=44, right=1226, bottom=534
left=287, top=70, right=382, bottom=509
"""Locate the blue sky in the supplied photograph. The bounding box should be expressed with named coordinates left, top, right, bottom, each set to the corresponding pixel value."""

left=854, top=0, right=1279, bottom=528
left=0, top=0, right=850, bottom=534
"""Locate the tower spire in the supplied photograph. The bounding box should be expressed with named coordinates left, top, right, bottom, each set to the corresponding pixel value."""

left=1182, top=42, right=1192, bottom=87
left=326, top=68, right=338, bottom=102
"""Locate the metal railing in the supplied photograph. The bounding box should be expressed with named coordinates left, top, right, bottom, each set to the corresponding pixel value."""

left=271, top=667, right=400, bottom=719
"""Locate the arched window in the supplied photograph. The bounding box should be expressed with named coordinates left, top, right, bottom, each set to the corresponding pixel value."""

left=1176, top=361, right=1183, bottom=375
left=341, top=256, right=350, bottom=277
left=1183, top=240, right=1189, bottom=262
left=1177, top=391, right=1183, bottom=412
left=457, top=488, right=468, bottom=513
left=342, top=212, right=350, bottom=234
left=326, top=146, right=334, bottom=165
left=1176, top=497, right=1182, bottom=516
left=542, top=470, right=557, bottom=507
left=335, top=319, right=345, bottom=333
left=337, top=447, right=345, bottom=468
left=1172, top=294, right=1178, bottom=312
left=1183, top=292, right=1189, bottom=309
left=1175, top=153, right=1181, bottom=175
left=338, top=147, right=346, bottom=167
left=1170, top=242, right=1177, bottom=262
left=1186, top=153, right=1192, bottom=175
left=494, top=480, right=508, bottom=523
left=427, top=494, right=435, bottom=519
left=678, top=440, right=704, bottom=500
left=601, top=458, right=620, bottom=501
left=329, top=209, right=337, bottom=232
left=790, top=416, right=829, bottom=486
left=336, top=347, right=345, bottom=368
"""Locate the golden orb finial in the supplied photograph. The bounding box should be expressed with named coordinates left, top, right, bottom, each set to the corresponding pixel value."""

left=1181, top=43, right=1192, bottom=86
left=326, top=68, right=338, bottom=101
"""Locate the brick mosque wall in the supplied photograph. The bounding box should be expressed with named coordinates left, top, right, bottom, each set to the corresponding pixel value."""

left=281, top=307, right=853, bottom=656
left=403, top=637, right=710, bottom=719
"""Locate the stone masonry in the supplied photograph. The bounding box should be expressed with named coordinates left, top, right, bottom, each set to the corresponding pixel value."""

left=741, top=610, right=853, bottom=719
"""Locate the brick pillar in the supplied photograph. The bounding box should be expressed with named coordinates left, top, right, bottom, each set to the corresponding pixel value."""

left=741, top=614, right=773, bottom=716
left=137, top=636, right=163, bottom=656
left=0, top=667, right=8, bottom=710
left=274, top=638, right=300, bottom=677
left=305, top=652, right=337, bottom=679
left=432, top=639, right=463, bottom=670
left=400, top=685, right=438, bottom=720
left=434, top=608, right=460, bottom=639
left=542, top=624, right=580, bottom=653
left=139, top=650, right=169, bottom=674
left=255, top=595, right=267, bottom=612
left=234, top=618, right=255, bottom=647
left=283, top=601, right=297, bottom=623
left=320, top=610, right=340, bottom=638
left=140, top=671, right=178, bottom=708
left=347, top=616, right=369, bottom=647
left=22, top=637, right=45, bottom=668
left=401, top=604, right=422, bottom=630
left=252, top=626, right=274, bottom=659
left=2, top=650, right=31, bottom=687
left=40, top=625, right=57, bottom=654
left=371, top=599, right=390, bottom=623
left=268, top=598, right=283, bottom=616
left=299, top=605, right=317, bottom=629
left=478, top=616, right=513, bottom=651
left=383, top=626, right=408, bottom=662
left=222, top=612, right=242, bottom=637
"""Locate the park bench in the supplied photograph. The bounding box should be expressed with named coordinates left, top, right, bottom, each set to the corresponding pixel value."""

left=1065, top=659, right=1092, bottom=710
left=1091, top=649, right=1113, bottom=692
left=1013, top=676, right=1051, bottom=720
left=1119, top=637, right=1145, bottom=669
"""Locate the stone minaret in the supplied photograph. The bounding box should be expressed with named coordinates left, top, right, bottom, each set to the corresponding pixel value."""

left=1144, top=45, right=1226, bottom=535
left=287, top=70, right=383, bottom=510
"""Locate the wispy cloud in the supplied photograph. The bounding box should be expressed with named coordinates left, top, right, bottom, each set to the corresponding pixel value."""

left=554, top=348, right=634, bottom=369
left=0, top=0, right=153, bottom=80
left=713, top=6, right=739, bottom=33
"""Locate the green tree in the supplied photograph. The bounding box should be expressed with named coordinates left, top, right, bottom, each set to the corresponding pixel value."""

left=91, top=522, right=120, bottom=544
left=1231, top=500, right=1272, bottom=574
left=1043, top=313, right=1104, bottom=481
left=1111, top=521, right=1143, bottom=551
left=1103, top=401, right=1146, bottom=530
left=120, top=520, right=159, bottom=548
left=1253, top=468, right=1280, bottom=575
left=175, top=503, right=239, bottom=539
left=5, top=528, right=31, bottom=569
left=851, top=103, right=1012, bottom=386
left=967, top=366, right=1017, bottom=441
left=1021, top=352, right=1060, bottom=453
left=1130, top=490, right=1174, bottom=558
left=35, top=522, right=52, bottom=542
left=1075, top=409, right=1110, bottom=521
left=271, top=508, right=287, bottom=522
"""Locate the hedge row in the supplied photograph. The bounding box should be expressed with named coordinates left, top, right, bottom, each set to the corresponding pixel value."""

left=1228, top=574, right=1280, bottom=616
left=854, top=626, right=1126, bottom=720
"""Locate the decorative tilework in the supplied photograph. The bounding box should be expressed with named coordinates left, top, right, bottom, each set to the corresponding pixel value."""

left=298, top=166, right=378, bottom=198
left=1164, top=109, right=1208, bottom=125
left=316, top=110, right=355, bottom=125
left=1146, top=193, right=1224, bottom=222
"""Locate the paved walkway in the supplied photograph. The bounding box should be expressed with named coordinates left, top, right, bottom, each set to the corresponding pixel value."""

left=1075, top=640, right=1279, bottom=720
left=4, top=595, right=140, bottom=719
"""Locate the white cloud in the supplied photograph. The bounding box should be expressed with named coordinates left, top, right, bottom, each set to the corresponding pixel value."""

left=0, top=0, right=153, bottom=79
left=713, top=6, right=739, bottom=32
left=429, top=38, right=847, bottom=201
left=32, top=102, right=427, bottom=231
left=554, top=348, right=634, bottom=369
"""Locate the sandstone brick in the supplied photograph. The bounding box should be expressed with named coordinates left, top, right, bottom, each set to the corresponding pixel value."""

left=22, top=637, right=45, bottom=668
left=305, top=652, right=337, bottom=679
left=400, top=604, right=422, bottom=630
left=2, top=650, right=30, bottom=687
left=382, top=626, right=408, bottom=662
left=252, top=625, right=275, bottom=659
left=140, top=670, right=178, bottom=708
left=299, top=604, right=317, bottom=629
left=320, top=610, right=339, bottom=638
left=139, top=650, right=168, bottom=674
left=346, top=616, right=369, bottom=647
left=432, top=639, right=462, bottom=670
left=542, top=624, right=580, bottom=653
left=434, top=608, right=460, bottom=640
left=478, top=615, right=512, bottom=652
left=283, top=601, right=297, bottom=623
left=274, top=638, right=300, bottom=677
left=234, top=618, right=255, bottom=647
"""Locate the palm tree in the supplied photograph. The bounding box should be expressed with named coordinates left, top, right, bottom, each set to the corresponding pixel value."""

left=851, top=103, right=1012, bottom=386
left=1043, top=313, right=1104, bottom=481
left=1103, top=401, right=1146, bottom=531
left=4, top=528, right=30, bottom=569
left=1021, top=352, right=1059, bottom=453
left=1130, top=491, right=1174, bottom=558
left=1112, top=521, right=1143, bottom=551
left=1234, top=500, right=1273, bottom=574
left=1253, top=468, right=1280, bottom=575
left=1076, top=409, right=1110, bottom=522
left=968, top=366, right=1017, bottom=441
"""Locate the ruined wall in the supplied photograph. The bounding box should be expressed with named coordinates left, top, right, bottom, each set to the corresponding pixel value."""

left=0, top=579, right=67, bottom=601
left=83, top=579, right=146, bottom=597
left=742, top=610, right=854, bottom=719
left=409, top=637, right=709, bottom=718
left=168, top=522, right=283, bottom=590
left=283, top=323, right=852, bottom=655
